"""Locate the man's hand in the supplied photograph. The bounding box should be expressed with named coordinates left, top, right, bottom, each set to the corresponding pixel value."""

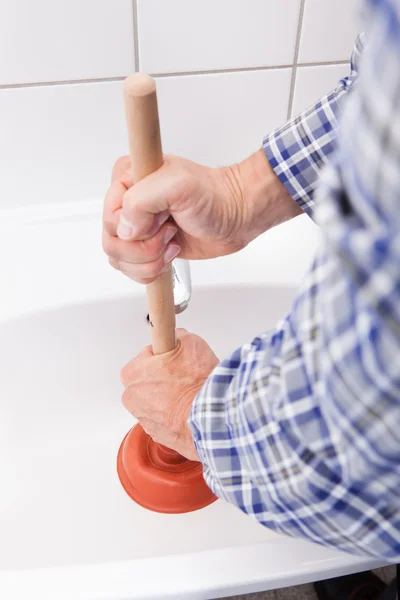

left=103, top=150, right=301, bottom=283
left=120, top=329, right=219, bottom=461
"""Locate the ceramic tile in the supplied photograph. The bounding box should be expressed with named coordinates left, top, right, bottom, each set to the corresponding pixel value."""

left=0, top=82, right=128, bottom=208
left=156, top=69, right=292, bottom=166
left=0, top=68, right=291, bottom=209
left=0, top=0, right=134, bottom=85
left=298, top=0, right=361, bottom=64
left=291, top=63, right=350, bottom=116
left=138, top=0, right=300, bottom=74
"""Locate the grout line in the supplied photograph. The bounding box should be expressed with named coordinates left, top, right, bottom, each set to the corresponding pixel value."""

left=0, top=76, right=125, bottom=90
left=151, top=64, right=293, bottom=78
left=298, top=59, right=348, bottom=68
left=132, top=0, right=140, bottom=72
left=287, top=0, right=306, bottom=120
left=0, top=61, right=349, bottom=91
left=152, top=59, right=348, bottom=78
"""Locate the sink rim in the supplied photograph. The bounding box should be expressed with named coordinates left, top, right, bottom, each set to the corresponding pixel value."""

left=0, top=538, right=385, bottom=600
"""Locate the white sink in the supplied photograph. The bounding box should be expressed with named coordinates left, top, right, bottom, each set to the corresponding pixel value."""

left=0, top=285, right=296, bottom=570
left=0, top=202, right=384, bottom=599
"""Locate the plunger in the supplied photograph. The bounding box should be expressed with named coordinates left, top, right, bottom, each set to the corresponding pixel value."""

left=116, top=74, right=217, bottom=513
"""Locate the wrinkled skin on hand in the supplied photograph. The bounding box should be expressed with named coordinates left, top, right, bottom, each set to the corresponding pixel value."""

left=120, top=329, right=219, bottom=461
left=102, top=155, right=247, bottom=284
left=103, top=149, right=297, bottom=284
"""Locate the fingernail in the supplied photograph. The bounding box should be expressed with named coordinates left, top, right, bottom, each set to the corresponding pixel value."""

left=164, top=243, right=181, bottom=263
left=117, top=215, right=135, bottom=240
left=164, top=226, right=177, bottom=245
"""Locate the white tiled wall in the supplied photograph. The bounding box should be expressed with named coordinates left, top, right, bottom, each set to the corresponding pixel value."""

left=0, top=0, right=135, bottom=85
left=291, top=63, right=349, bottom=116
left=137, top=0, right=300, bottom=73
left=0, top=0, right=361, bottom=210
left=298, top=0, right=361, bottom=63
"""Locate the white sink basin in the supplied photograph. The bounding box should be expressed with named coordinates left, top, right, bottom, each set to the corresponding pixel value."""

left=0, top=285, right=295, bottom=572
left=0, top=202, right=384, bottom=599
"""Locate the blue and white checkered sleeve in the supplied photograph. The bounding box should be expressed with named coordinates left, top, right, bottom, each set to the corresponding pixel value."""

left=190, top=199, right=400, bottom=560
left=189, top=4, right=400, bottom=560
left=263, top=34, right=365, bottom=217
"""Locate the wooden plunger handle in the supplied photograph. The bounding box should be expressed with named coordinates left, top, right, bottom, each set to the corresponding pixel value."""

left=124, top=74, right=176, bottom=355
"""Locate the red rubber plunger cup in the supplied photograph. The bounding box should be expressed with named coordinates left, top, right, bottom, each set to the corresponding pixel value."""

left=116, top=74, right=217, bottom=513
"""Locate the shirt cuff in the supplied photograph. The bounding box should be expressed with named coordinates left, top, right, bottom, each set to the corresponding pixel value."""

left=262, top=32, right=366, bottom=217
left=263, top=95, right=339, bottom=217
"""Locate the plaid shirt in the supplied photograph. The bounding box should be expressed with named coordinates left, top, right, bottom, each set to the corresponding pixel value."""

left=189, top=0, right=400, bottom=561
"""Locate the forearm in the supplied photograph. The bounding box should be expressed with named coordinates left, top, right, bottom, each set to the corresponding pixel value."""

left=223, top=149, right=302, bottom=242
left=217, top=33, right=366, bottom=244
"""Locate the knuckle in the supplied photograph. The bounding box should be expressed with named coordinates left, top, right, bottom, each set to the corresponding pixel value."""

left=172, top=173, right=191, bottom=201
left=120, top=265, right=146, bottom=284
left=108, top=257, right=120, bottom=270
left=102, top=216, right=113, bottom=237
left=120, top=364, right=131, bottom=387
left=140, top=421, right=151, bottom=437
left=114, top=156, right=128, bottom=170
left=176, top=328, right=188, bottom=336
left=103, top=189, right=112, bottom=214
left=102, top=232, right=115, bottom=257
left=138, top=238, right=160, bottom=261
left=146, top=259, right=165, bottom=279
left=112, top=156, right=130, bottom=179
left=116, top=261, right=129, bottom=275
left=141, top=421, right=156, bottom=440
left=121, top=389, right=131, bottom=411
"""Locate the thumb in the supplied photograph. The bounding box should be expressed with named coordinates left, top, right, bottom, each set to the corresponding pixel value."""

left=117, top=167, right=180, bottom=241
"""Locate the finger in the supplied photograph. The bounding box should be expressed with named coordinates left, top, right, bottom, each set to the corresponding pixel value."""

left=117, top=210, right=170, bottom=242
left=119, top=167, right=185, bottom=241
left=111, top=156, right=133, bottom=187
left=176, top=328, right=190, bottom=338
left=103, top=180, right=126, bottom=236
left=121, top=389, right=153, bottom=423
left=115, top=244, right=181, bottom=282
left=116, top=257, right=171, bottom=281
left=120, top=348, right=152, bottom=386
left=121, top=387, right=134, bottom=411
left=120, top=364, right=140, bottom=388
left=108, top=257, right=120, bottom=270
left=102, top=222, right=177, bottom=263
left=139, top=419, right=159, bottom=441
left=137, top=345, right=153, bottom=358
